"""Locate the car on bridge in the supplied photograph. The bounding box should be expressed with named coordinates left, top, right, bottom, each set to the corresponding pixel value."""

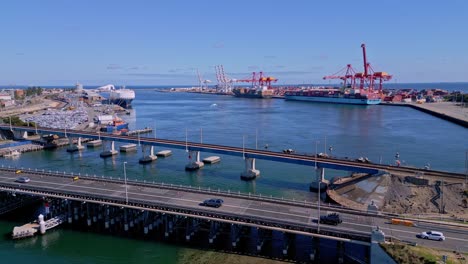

left=417, top=231, right=445, bottom=241
left=200, top=198, right=224, bottom=208
left=15, top=177, right=30, bottom=183
left=319, top=213, right=342, bottom=225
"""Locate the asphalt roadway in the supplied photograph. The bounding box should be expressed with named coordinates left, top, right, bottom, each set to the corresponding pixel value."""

left=0, top=169, right=466, bottom=252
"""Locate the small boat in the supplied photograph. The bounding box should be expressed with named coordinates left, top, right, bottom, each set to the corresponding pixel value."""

left=4, top=149, right=21, bottom=158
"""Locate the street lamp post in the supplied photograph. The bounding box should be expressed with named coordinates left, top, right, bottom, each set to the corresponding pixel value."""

left=255, top=129, right=258, bottom=150
left=123, top=162, right=128, bottom=204
left=243, top=135, right=246, bottom=160
left=200, top=127, right=203, bottom=144
left=315, top=140, right=320, bottom=232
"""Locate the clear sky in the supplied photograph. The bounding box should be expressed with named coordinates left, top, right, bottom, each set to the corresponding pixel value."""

left=0, top=0, right=467, bottom=86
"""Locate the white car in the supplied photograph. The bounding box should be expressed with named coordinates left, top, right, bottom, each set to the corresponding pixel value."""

left=418, top=231, right=445, bottom=241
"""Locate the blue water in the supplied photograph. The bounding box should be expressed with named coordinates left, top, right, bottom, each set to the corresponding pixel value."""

left=0, top=89, right=467, bottom=263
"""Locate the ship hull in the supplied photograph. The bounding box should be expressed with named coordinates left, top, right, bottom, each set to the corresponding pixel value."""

left=285, top=95, right=381, bottom=105
left=233, top=93, right=273, bottom=99
left=110, top=98, right=133, bottom=108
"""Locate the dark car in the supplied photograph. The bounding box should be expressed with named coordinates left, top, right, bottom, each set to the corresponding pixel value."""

left=201, top=198, right=224, bottom=208
left=319, top=213, right=342, bottom=225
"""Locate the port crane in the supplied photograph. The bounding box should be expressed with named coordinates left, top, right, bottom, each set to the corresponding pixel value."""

left=236, top=71, right=278, bottom=89
left=323, top=44, right=392, bottom=94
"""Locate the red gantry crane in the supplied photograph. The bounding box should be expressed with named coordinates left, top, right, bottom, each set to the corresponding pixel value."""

left=236, top=71, right=278, bottom=89
left=323, top=44, right=392, bottom=94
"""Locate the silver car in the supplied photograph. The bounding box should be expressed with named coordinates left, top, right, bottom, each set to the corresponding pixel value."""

left=418, top=231, right=445, bottom=241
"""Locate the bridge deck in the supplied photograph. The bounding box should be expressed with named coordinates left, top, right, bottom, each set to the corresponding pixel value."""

left=0, top=168, right=467, bottom=251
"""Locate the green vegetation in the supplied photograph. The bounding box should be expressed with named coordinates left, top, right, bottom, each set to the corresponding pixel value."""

left=2, top=116, right=35, bottom=127
left=25, top=86, right=43, bottom=97
left=381, top=243, right=466, bottom=264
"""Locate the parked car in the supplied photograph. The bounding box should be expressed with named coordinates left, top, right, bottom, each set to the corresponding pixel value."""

left=417, top=231, right=445, bottom=241
left=15, top=170, right=22, bottom=174
left=319, top=213, right=342, bottom=225
left=15, top=177, right=30, bottom=183
left=283, top=149, right=295, bottom=154
left=200, top=198, right=224, bottom=208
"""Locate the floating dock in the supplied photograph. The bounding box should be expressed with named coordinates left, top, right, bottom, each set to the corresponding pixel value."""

left=156, top=150, right=172, bottom=157
left=120, top=144, right=137, bottom=152
left=87, top=140, right=102, bottom=148
left=203, top=156, right=221, bottom=164
left=12, top=214, right=65, bottom=239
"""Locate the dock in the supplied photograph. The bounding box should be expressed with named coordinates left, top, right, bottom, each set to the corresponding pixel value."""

left=87, top=140, right=102, bottom=148
left=12, top=214, right=66, bottom=239
left=156, top=150, right=172, bottom=157
left=124, top=127, right=153, bottom=136
left=120, top=144, right=137, bottom=152
left=383, top=102, right=468, bottom=128
left=203, top=156, right=221, bottom=164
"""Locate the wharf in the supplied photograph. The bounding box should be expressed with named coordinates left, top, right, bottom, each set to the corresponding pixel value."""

left=124, top=128, right=153, bottom=136
left=0, top=143, right=43, bottom=157
left=383, top=102, right=468, bottom=128
left=120, top=144, right=137, bottom=152
left=87, top=139, right=102, bottom=147
left=156, top=150, right=172, bottom=157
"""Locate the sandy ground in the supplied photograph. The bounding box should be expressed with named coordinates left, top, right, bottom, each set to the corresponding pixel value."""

left=332, top=174, right=467, bottom=219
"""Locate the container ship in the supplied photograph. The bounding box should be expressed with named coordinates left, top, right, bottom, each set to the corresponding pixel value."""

left=285, top=87, right=382, bottom=105
left=232, top=72, right=277, bottom=99
left=232, top=86, right=274, bottom=98
left=285, top=44, right=392, bottom=105
left=97, top=84, right=135, bottom=108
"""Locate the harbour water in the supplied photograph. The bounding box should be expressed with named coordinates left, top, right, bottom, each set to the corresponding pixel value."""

left=0, top=89, right=467, bottom=263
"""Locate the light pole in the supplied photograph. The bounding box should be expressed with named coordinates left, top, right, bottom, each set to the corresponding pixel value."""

left=255, top=128, right=258, bottom=150
left=465, top=150, right=468, bottom=185
left=200, top=127, right=203, bottom=144
left=315, top=140, right=320, bottom=232
left=123, top=162, right=128, bottom=204
left=243, top=135, right=246, bottom=160
left=185, top=128, right=188, bottom=152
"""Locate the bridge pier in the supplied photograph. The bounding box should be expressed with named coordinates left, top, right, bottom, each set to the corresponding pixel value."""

left=100, top=141, right=118, bottom=158
left=241, top=158, right=260, bottom=180
left=139, top=145, right=157, bottom=164
left=208, top=221, right=220, bottom=244
left=310, top=237, right=320, bottom=262
left=67, top=201, right=72, bottom=224
left=124, top=209, right=129, bottom=232
left=256, top=228, right=271, bottom=252
left=86, top=203, right=91, bottom=226
left=282, top=232, right=294, bottom=256
left=66, top=137, right=84, bottom=152
left=309, top=167, right=329, bottom=192
left=104, top=206, right=110, bottom=229
left=337, top=241, right=345, bottom=264
left=230, top=224, right=242, bottom=247
left=185, top=150, right=204, bottom=171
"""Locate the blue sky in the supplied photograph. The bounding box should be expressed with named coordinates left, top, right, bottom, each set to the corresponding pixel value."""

left=0, top=0, right=467, bottom=86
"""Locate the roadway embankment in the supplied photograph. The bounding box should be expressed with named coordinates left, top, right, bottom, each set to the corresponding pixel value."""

left=382, top=102, right=468, bottom=128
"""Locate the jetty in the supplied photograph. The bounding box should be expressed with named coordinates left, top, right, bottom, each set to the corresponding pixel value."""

left=12, top=214, right=66, bottom=239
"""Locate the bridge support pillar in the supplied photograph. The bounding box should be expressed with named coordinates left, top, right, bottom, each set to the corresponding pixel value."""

left=230, top=224, right=242, bottom=247
left=104, top=207, right=110, bottom=229
left=311, top=237, right=320, bottom=261
left=256, top=228, right=270, bottom=252
left=67, top=137, right=84, bottom=152
left=124, top=209, right=129, bottom=232
left=208, top=221, right=219, bottom=244
left=282, top=233, right=294, bottom=256
left=73, top=207, right=79, bottom=221
left=67, top=201, right=72, bottom=224
left=86, top=203, right=91, bottom=226
left=337, top=241, right=345, bottom=264
left=100, top=141, right=118, bottom=158
left=185, top=150, right=204, bottom=171
left=309, top=167, right=329, bottom=192
left=139, top=145, right=157, bottom=164
left=241, top=158, right=260, bottom=180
